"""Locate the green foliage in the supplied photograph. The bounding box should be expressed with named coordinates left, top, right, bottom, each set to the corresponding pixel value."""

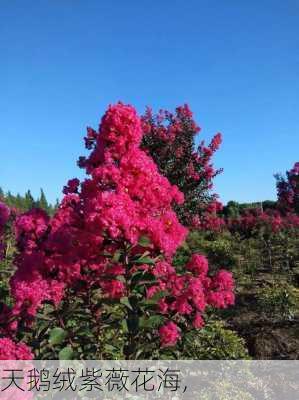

left=236, top=229, right=299, bottom=273
left=24, top=190, right=35, bottom=210
left=182, top=321, right=250, bottom=360
left=0, top=186, right=56, bottom=214
left=180, top=223, right=299, bottom=276
left=28, top=271, right=169, bottom=360
left=29, top=292, right=107, bottom=359
left=59, top=346, right=75, bottom=360
left=257, top=282, right=297, bottom=320
left=49, top=327, right=68, bottom=346
left=36, top=188, right=49, bottom=211
left=175, top=230, right=237, bottom=271
left=222, top=200, right=277, bottom=218
left=0, top=230, right=16, bottom=307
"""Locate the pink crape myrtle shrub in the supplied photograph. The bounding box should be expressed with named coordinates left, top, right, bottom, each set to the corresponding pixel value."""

left=0, top=103, right=235, bottom=359
left=275, top=162, right=299, bottom=215
left=141, top=105, right=224, bottom=231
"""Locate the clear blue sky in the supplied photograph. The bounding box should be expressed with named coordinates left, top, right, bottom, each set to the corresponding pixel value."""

left=1, top=0, right=298, bottom=205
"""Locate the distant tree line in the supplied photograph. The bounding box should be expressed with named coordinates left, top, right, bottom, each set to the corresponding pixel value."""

left=0, top=184, right=279, bottom=220
left=222, top=162, right=298, bottom=219
left=0, top=187, right=58, bottom=215
left=222, top=200, right=277, bottom=218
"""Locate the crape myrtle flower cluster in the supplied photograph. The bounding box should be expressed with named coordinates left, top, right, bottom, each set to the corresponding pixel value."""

left=275, top=162, right=299, bottom=215
left=0, top=103, right=235, bottom=356
left=141, top=104, right=224, bottom=231
left=0, top=338, right=33, bottom=360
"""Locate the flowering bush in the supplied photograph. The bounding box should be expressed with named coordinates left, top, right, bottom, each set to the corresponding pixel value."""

left=227, top=208, right=299, bottom=238
left=275, top=162, right=299, bottom=215
left=0, top=103, right=235, bottom=359
left=141, top=105, right=224, bottom=230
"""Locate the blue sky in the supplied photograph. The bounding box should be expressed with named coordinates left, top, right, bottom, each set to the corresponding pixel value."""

left=1, top=0, right=298, bottom=205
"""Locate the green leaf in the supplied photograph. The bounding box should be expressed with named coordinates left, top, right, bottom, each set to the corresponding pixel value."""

left=49, top=327, right=67, bottom=346
left=121, top=319, right=129, bottom=333
left=139, top=315, right=164, bottom=328
left=59, top=346, right=74, bottom=360
left=138, top=236, right=152, bottom=247
left=132, top=271, right=156, bottom=283
left=140, top=290, right=167, bottom=307
left=120, top=297, right=133, bottom=311
left=112, top=251, right=121, bottom=263
left=134, top=256, right=155, bottom=265
left=151, top=290, right=167, bottom=301
left=130, top=270, right=144, bottom=282
left=104, top=344, right=117, bottom=353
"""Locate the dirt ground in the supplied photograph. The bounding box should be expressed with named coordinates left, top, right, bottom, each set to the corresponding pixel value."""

left=224, top=272, right=299, bottom=359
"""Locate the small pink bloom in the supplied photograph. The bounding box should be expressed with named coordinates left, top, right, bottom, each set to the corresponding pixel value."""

left=159, top=321, right=180, bottom=347
left=193, top=313, right=205, bottom=329
left=0, top=338, right=33, bottom=360
left=187, top=254, right=208, bottom=277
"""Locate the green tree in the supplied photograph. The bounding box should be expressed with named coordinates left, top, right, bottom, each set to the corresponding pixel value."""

left=24, top=190, right=35, bottom=210
left=37, top=188, right=49, bottom=212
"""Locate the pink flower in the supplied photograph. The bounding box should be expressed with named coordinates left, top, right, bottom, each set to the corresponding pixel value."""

left=212, top=270, right=234, bottom=291
left=100, top=102, right=143, bottom=157
left=146, top=282, right=166, bottom=299
left=101, top=280, right=125, bottom=299
left=152, top=261, right=175, bottom=278
left=169, top=275, right=186, bottom=297
left=147, top=286, right=160, bottom=299
left=105, top=263, right=126, bottom=276
left=159, top=321, right=180, bottom=347
left=209, top=133, right=222, bottom=152
left=170, top=296, right=193, bottom=315
left=63, top=178, right=80, bottom=194
left=158, top=298, right=168, bottom=314
left=186, top=254, right=208, bottom=277
left=192, top=293, right=207, bottom=312
left=193, top=313, right=205, bottom=329
left=15, top=208, right=49, bottom=251
left=0, top=338, right=33, bottom=360
left=207, top=290, right=235, bottom=309
left=11, top=275, right=65, bottom=318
